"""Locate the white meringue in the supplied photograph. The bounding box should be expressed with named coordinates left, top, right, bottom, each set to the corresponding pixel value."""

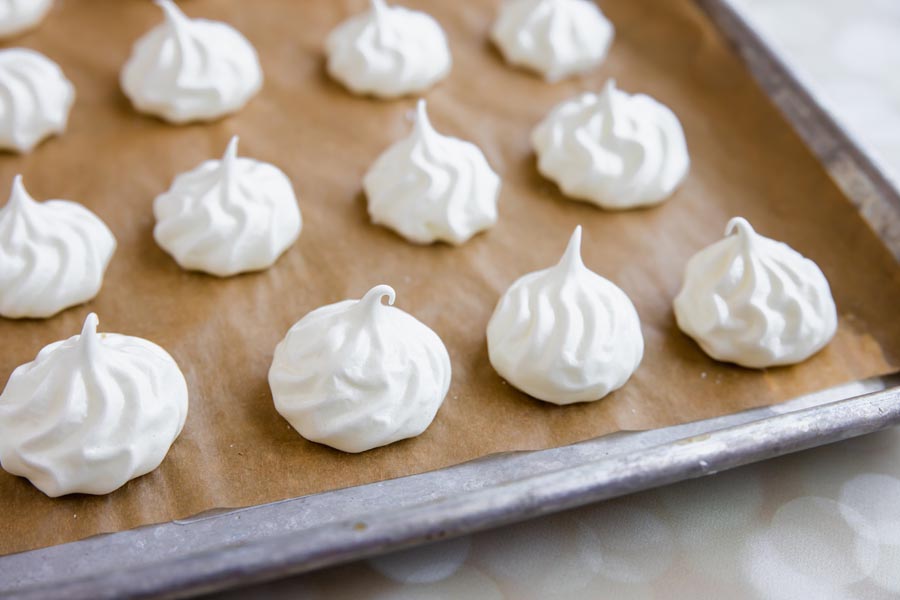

left=487, top=226, right=643, bottom=404
left=120, top=0, right=263, bottom=124
left=269, top=284, right=451, bottom=453
left=153, top=136, right=301, bottom=277
left=363, top=100, right=500, bottom=245
left=532, top=79, right=689, bottom=209
left=0, top=176, right=116, bottom=319
left=491, top=0, right=614, bottom=82
left=673, top=217, right=838, bottom=368
left=0, top=0, right=52, bottom=38
left=326, top=0, right=452, bottom=99
left=0, top=48, right=74, bottom=153
left=0, top=313, right=189, bottom=497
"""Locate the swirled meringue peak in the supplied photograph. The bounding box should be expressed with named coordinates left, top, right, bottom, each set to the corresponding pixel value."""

left=0, top=176, right=116, bottom=319
left=326, top=0, right=452, bottom=99
left=674, top=217, right=838, bottom=368
left=154, top=136, right=302, bottom=277
left=269, top=285, right=451, bottom=453
left=491, top=0, right=614, bottom=82
left=0, top=313, right=189, bottom=496
left=532, top=79, right=689, bottom=209
left=0, top=0, right=53, bottom=38
left=487, top=226, right=643, bottom=405
left=120, top=0, right=263, bottom=124
left=363, top=100, right=500, bottom=245
left=0, top=48, right=74, bottom=153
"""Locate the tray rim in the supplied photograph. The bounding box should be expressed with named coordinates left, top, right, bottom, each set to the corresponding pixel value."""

left=4, top=377, right=900, bottom=600
left=710, top=0, right=900, bottom=256
left=3, top=0, right=900, bottom=597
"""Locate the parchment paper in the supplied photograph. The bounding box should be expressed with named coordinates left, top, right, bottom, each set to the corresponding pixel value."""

left=1, top=0, right=899, bottom=556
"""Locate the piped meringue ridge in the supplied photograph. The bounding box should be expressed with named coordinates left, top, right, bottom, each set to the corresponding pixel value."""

left=120, top=0, right=263, bottom=123
left=153, top=135, right=302, bottom=277
left=673, top=217, right=838, bottom=368
left=532, top=79, right=689, bottom=209
left=0, top=0, right=53, bottom=38
left=491, top=0, right=614, bottom=82
left=268, top=284, right=452, bottom=453
left=0, top=176, right=116, bottom=319
left=326, top=0, right=452, bottom=98
left=363, top=99, right=500, bottom=245
left=487, top=226, right=644, bottom=404
left=0, top=313, right=189, bottom=496
left=0, top=47, right=75, bottom=153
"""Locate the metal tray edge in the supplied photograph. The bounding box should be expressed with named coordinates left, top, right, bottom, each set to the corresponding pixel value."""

left=8, top=383, right=900, bottom=600
left=698, top=0, right=900, bottom=257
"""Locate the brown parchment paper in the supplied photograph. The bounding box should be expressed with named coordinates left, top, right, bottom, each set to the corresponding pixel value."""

left=1, top=0, right=899, bottom=556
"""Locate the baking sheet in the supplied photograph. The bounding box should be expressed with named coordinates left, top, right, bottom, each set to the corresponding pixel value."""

left=1, top=0, right=899, bottom=556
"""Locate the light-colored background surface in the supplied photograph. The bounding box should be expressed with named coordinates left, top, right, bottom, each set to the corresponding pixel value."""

left=732, top=0, right=900, bottom=189
left=210, top=0, right=900, bottom=597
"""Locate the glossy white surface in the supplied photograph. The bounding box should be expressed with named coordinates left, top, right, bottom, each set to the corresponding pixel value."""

left=0, top=314, right=188, bottom=497
left=674, top=217, right=837, bottom=368
left=532, top=80, right=689, bottom=209
left=0, top=47, right=74, bottom=153
left=121, top=0, right=262, bottom=123
left=0, top=176, right=115, bottom=319
left=487, top=226, right=643, bottom=404
left=0, top=0, right=52, bottom=38
left=154, top=136, right=301, bottom=277
left=492, top=0, right=614, bottom=82
left=269, top=285, right=451, bottom=453
left=364, top=100, right=500, bottom=245
left=326, top=0, right=451, bottom=98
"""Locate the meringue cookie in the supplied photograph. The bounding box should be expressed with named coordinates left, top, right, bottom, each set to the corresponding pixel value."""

left=269, top=284, right=451, bottom=453
left=0, top=0, right=53, bottom=38
left=0, top=48, right=75, bottom=153
left=674, top=217, right=838, bottom=368
left=0, top=313, right=189, bottom=497
left=492, top=0, right=614, bottom=82
left=487, top=226, right=643, bottom=404
left=363, top=100, right=500, bottom=245
left=120, top=0, right=263, bottom=124
left=326, top=0, right=452, bottom=99
left=532, top=79, right=689, bottom=209
left=153, top=136, right=302, bottom=277
left=0, top=176, right=116, bottom=319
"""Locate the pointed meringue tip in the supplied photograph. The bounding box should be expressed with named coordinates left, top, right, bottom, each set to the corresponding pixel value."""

left=156, top=0, right=188, bottom=27
left=223, top=135, right=239, bottom=162
left=9, top=175, right=34, bottom=208
left=559, top=225, right=584, bottom=270
left=359, top=284, right=396, bottom=312
left=79, top=313, right=101, bottom=355
left=371, top=0, right=388, bottom=17
left=597, top=80, right=619, bottom=116
left=81, top=312, right=100, bottom=337
left=414, top=98, right=433, bottom=135
left=220, top=136, right=240, bottom=181
left=726, top=217, right=756, bottom=253
left=725, top=216, right=754, bottom=239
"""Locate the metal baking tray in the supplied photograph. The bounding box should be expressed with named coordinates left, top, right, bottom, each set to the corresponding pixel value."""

left=3, top=1, right=900, bottom=598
